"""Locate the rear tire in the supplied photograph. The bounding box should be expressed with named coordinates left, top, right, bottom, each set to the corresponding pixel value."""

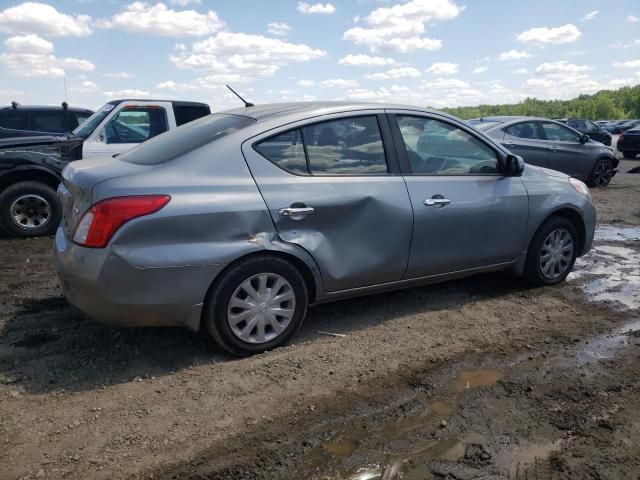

left=0, top=181, right=60, bottom=238
left=523, top=217, right=578, bottom=286
left=586, top=158, right=613, bottom=187
left=203, top=255, right=308, bottom=356
left=622, top=151, right=637, bottom=159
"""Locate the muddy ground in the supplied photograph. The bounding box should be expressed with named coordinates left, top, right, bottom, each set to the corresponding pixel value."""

left=1, top=158, right=639, bottom=480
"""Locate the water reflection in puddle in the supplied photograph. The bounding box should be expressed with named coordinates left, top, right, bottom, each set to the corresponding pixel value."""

left=570, top=225, right=640, bottom=310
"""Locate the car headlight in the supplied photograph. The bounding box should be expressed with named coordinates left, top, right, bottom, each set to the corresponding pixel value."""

left=569, top=177, right=591, bottom=200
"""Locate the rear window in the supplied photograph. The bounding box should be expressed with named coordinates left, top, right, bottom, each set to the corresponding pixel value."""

left=120, top=113, right=255, bottom=165
left=173, top=105, right=210, bottom=126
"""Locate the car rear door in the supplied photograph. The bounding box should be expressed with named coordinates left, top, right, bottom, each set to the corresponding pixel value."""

left=242, top=112, right=414, bottom=292
left=501, top=121, right=550, bottom=168
left=388, top=111, right=528, bottom=278
left=540, top=121, right=591, bottom=178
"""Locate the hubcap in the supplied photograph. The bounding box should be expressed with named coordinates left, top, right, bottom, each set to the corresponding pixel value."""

left=594, top=162, right=612, bottom=187
left=227, top=273, right=296, bottom=344
left=539, top=228, right=574, bottom=280
left=10, top=194, right=51, bottom=230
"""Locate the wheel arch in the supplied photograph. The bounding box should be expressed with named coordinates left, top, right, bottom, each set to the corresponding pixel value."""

left=539, top=207, right=586, bottom=255
left=0, top=167, right=62, bottom=193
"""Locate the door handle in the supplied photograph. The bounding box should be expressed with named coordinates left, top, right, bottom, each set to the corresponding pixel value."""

left=424, top=198, right=451, bottom=208
left=278, top=206, right=315, bottom=217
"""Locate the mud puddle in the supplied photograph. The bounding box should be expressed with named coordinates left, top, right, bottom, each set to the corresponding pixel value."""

left=295, top=316, right=640, bottom=480
left=569, top=224, right=640, bottom=310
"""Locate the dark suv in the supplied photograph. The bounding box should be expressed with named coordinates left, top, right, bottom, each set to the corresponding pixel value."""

left=558, top=118, right=612, bottom=146
left=0, top=103, right=94, bottom=140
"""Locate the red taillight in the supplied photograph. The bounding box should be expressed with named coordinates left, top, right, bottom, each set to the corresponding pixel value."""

left=72, top=195, right=170, bottom=248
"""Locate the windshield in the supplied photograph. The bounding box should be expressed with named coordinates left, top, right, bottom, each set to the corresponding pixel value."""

left=72, top=103, right=116, bottom=138
left=120, top=113, right=255, bottom=165
left=468, top=120, right=502, bottom=131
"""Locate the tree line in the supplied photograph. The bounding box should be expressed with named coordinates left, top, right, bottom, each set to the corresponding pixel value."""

left=440, top=84, right=640, bottom=120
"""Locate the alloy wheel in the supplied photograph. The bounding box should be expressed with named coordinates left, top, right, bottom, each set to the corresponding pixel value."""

left=539, top=228, right=574, bottom=280
left=10, top=194, right=51, bottom=230
left=593, top=161, right=612, bottom=187
left=227, top=273, right=296, bottom=344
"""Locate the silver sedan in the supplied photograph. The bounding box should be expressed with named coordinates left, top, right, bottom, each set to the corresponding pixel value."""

left=54, top=102, right=596, bottom=356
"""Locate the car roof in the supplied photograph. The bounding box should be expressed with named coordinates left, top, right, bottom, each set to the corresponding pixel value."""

left=106, top=99, right=209, bottom=107
left=0, top=105, right=93, bottom=112
left=220, top=101, right=449, bottom=123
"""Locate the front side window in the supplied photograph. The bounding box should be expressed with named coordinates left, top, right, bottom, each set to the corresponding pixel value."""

left=254, top=129, right=307, bottom=175
left=104, top=107, right=168, bottom=144
left=0, top=111, right=28, bottom=130
left=504, top=121, right=542, bottom=140
left=396, top=115, right=500, bottom=175
left=302, top=116, right=387, bottom=175
left=542, top=122, right=581, bottom=142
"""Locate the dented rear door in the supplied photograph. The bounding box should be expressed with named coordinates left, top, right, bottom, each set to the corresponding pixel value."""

left=242, top=112, right=413, bottom=292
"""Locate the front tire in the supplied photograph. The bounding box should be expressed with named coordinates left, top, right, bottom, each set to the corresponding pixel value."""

left=0, top=181, right=60, bottom=237
left=203, top=256, right=308, bottom=356
left=523, top=217, right=578, bottom=286
left=587, top=158, right=613, bottom=187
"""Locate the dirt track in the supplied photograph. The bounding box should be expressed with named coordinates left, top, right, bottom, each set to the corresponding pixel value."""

left=1, top=159, right=639, bottom=480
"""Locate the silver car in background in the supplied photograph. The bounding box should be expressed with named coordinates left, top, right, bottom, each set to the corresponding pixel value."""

left=54, top=103, right=596, bottom=356
left=468, top=116, right=618, bottom=187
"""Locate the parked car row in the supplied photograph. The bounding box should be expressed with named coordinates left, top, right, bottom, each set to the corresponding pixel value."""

left=0, top=99, right=210, bottom=237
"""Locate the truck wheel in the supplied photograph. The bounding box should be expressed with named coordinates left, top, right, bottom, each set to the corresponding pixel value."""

left=0, top=182, right=61, bottom=237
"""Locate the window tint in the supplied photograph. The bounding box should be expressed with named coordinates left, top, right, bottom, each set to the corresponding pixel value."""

left=302, top=116, right=387, bottom=175
left=0, top=111, right=28, bottom=130
left=105, top=107, right=168, bottom=144
left=397, top=115, right=499, bottom=175
left=255, top=129, right=307, bottom=175
left=542, top=122, right=581, bottom=142
left=504, top=121, right=542, bottom=140
left=584, top=121, right=598, bottom=132
left=173, top=105, right=210, bottom=126
left=29, top=111, right=67, bottom=133
left=568, top=119, right=586, bottom=130
left=74, top=113, right=91, bottom=128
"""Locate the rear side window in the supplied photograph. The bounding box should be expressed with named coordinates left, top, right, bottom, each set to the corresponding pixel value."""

left=504, top=121, right=542, bottom=140
left=254, top=129, right=307, bottom=175
left=0, top=110, right=28, bottom=130
left=29, top=111, right=67, bottom=133
left=173, top=105, right=210, bottom=126
left=120, top=113, right=255, bottom=165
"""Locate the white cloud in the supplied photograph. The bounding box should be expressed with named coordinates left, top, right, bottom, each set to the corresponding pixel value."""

left=337, top=54, right=395, bottom=66
left=614, top=59, right=640, bottom=68
left=512, top=68, right=529, bottom=74
left=498, top=49, right=531, bottom=61
left=296, top=79, right=316, bottom=87
left=297, top=2, right=335, bottom=14
left=425, top=62, right=459, bottom=75
left=517, top=24, right=581, bottom=45
left=472, top=66, right=488, bottom=74
left=4, top=34, right=52, bottom=54
left=627, top=15, right=639, bottom=23
left=103, top=89, right=152, bottom=98
left=170, top=32, right=327, bottom=82
left=98, top=2, right=225, bottom=37
left=170, top=0, right=201, bottom=5
left=343, top=0, right=462, bottom=53
left=366, top=66, right=421, bottom=80
left=71, top=80, right=99, bottom=93
left=0, top=34, right=94, bottom=78
left=267, top=22, right=291, bottom=36
left=106, top=72, right=135, bottom=79
left=535, top=61, right=590, bottom=74
left=608, top=78, right=635, bottom=87
left=581, top=10, right=599, bottom=21
left=0, top=2, right=92, bottom=37
left=320, top=78, right=359, bottom=88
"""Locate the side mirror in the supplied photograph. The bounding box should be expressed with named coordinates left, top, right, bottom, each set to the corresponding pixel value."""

left=505, top=154, right=525, bottom=176
left=580, top=134, right=589, bottom=144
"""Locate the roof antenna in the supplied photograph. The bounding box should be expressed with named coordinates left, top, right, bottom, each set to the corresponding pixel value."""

left=226, top=85, right=254, bottom=107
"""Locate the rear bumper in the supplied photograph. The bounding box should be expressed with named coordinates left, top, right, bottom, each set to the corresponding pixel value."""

left=53, top=228, right=220, bottom=331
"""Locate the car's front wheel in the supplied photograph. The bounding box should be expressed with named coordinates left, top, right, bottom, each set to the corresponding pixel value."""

left=203, top=255, right=308, bottom=356
left=587, top=158, right=613, bottom=187
left=0, top=181, right=60, bottom=237
left=523, top=217, right=578, bottom=286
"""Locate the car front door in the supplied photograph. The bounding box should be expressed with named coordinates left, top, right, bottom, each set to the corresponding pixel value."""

left=243, top=113, right=414, bottom=292
left=501, top=120, right=550, bottom=168
left=540, top=121, right=591, bottom=178
left=389, top=112, right=528, bottom=278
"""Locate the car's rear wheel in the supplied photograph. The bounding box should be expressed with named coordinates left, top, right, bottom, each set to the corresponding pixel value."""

left=523, top=217, right=578, bottom=286
left=622, top=151, right=637, bottom=159
left=0, top=181, right=60, bottom=237
left=203, top=255, right=308, bottom=356
left=587, top=158, right=613, bottom=187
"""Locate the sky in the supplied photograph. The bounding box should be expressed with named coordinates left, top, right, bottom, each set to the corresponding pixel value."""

left=0, top=0, right=639, bottom=112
